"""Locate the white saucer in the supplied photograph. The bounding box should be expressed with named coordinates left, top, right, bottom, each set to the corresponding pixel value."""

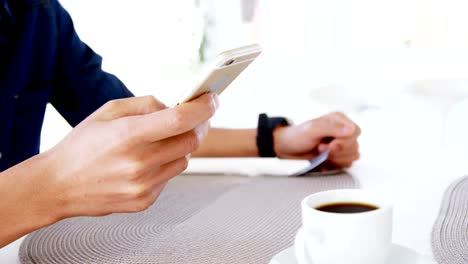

left=269, top=243, right=436, bottom=264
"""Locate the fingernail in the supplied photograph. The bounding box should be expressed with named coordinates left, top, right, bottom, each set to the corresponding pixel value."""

left=212, top=94, right=219, bottom=109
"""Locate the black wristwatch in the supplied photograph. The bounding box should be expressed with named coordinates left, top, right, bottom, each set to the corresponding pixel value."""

left=256, top=113, right=290, bottom=157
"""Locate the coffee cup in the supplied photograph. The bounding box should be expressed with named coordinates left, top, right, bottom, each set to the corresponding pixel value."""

left=294, top=189, right=392, bottom=264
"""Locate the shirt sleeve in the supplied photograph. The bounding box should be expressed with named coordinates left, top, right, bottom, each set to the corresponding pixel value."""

left=49, top=0, right=134, bottom=127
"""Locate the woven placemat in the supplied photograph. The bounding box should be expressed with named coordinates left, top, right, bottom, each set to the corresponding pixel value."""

left=432, top=175, right=468, bottom=264
left=20, top=173, right=356, bottom=264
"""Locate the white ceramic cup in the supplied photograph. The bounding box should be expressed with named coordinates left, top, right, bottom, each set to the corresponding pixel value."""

left=294, top=189, right=393, bottom=264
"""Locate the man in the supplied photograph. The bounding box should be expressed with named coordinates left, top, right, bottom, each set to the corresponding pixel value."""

left=0, top=0, right=360, bottom=247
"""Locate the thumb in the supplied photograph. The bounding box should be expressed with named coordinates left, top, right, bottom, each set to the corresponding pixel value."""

left=86, top=96, right=167, bottom=122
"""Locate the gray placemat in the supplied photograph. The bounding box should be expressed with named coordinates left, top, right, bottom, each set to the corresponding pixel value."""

left=432, top=175, right=468, bottom=264
left=20, top=173, right=357, bottom=264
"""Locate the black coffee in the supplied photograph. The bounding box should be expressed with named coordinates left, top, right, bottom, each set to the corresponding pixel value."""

left=316, top=202, right=378, bottom=214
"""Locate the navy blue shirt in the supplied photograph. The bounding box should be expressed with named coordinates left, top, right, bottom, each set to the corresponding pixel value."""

left=0, top=0, right=133, bottom=171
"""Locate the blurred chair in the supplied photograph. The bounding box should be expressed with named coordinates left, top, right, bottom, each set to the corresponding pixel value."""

left=406, top=79, right=468, bottom=146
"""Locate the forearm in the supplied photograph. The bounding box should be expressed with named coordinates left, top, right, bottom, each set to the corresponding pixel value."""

left=192, top=128, right=259, bottom=157
left=0, top=152, right=61, bottom=248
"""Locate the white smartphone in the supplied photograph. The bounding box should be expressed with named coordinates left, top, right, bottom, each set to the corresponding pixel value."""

left=173, top=44, right=262, bottom=106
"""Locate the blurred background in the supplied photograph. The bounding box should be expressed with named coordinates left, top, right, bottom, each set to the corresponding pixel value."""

left=41, top=0, right=468, bottom=177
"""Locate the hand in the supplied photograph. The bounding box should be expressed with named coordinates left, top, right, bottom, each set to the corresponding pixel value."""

left=273, top=112, right=361, bottom=168
left=43, top=93, right=218, bottom=219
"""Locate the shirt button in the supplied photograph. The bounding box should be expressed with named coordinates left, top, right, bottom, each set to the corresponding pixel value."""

left=0, top=152, right=3, bottom=160
left=13, top=94, right=19, bottom=99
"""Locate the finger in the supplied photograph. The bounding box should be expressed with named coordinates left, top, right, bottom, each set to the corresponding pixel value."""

left=321, top=112, right=356, bottom=136
left=114, top=181, right=167, bottom=213
left=330, top=112, right=356, bottom=130
left=141, top=181, right=168, bottom=209
left=125, top=93, right=218, bottom=142
left=329, top=150, right=360, bottom=161
left=87, top=96, right=167, bottom=122
left=137, top=121, right=210, bottom=166
left=328, top=113, right=357, bottom=137
left=305, top=114, right=356, bottom=140
left=327, top=140, right=360, bottom=164
left=329, top=147, right=359, bottom=161
left=328, top=158, right=357, bottom=168
left=141, top=156, right=190, bottom=188
left=328, top=152, right=360, bottom=167
left=318, top=143, right=329, bottom=153
left=326, top=159, right=353, bottom=168
left=124, top=155, right=189, bottom=204
left=328, top=139, right=359, bottom=153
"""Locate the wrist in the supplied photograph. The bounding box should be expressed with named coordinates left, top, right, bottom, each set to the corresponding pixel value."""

left=192, top=128, right=259, bottom=157
left=38, top=148, right=71, bottom=221
left=0, top=151, right=63, bottom=246
left=272, top=125, right=288, bottom=158
left=14, top=150, right=66, bottom=224
left=25, top=151, right=65, bottom=226
left=256, top=113, right=290, bottom=157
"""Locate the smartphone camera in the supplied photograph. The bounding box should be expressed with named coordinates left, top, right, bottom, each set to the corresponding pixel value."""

left=224, top=59, right=235, bottom=66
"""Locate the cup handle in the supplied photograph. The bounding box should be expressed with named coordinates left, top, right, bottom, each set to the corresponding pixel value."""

left=294, top=227, right=325, bottom=264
